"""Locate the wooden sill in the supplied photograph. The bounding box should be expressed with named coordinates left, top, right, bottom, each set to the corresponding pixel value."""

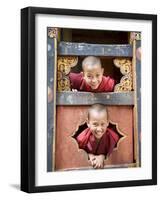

left=56, top=91, right=134, bottom=105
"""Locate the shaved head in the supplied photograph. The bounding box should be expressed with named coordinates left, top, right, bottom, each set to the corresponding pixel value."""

left=88, top=104, right=108, bottom=121
left=82, top=56, right=102, bottom=71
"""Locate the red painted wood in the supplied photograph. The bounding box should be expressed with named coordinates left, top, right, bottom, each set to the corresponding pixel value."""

left=55, top=106, right=134, bottom=170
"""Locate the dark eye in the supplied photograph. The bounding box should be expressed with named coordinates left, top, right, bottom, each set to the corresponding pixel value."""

left=93, top=123, right=98, bottom=126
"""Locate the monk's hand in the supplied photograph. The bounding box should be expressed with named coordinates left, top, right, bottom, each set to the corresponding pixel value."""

left=88, top=154, right=96, bottom=166
left=93, top=155, right=105, bottom=169
left=72, top=89, right=78, bottom=92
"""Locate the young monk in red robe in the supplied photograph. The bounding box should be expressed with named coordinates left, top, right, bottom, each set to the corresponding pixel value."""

left=69, top=56, right=115, bottom=92
left=76, top=104, right=119, bottom=169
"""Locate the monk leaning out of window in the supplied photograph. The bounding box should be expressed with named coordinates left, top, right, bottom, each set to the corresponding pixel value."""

left=76, top=104, right=119, bottom=169
left=69, top=56, right=116, bottom=92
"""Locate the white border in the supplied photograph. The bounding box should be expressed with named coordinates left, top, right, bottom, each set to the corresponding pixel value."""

left=35, top=14, right=152, bottom=186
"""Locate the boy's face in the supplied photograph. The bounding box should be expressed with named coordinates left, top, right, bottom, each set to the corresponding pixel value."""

left=83, top=65, right=104, bottom=89
left=87, top=110, right=108, bottom=140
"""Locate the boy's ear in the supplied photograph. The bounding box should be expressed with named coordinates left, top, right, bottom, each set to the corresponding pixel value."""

left=106, top=120, right=109, bottom=127
left=101, top=68, right=104, bottom=74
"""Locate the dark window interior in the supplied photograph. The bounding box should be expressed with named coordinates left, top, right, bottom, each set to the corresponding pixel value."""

left=72, top=122, right=123, bottom=149
left=61, top=29, right=131, bottom=84
left=61, top=28, right=129, bottom=44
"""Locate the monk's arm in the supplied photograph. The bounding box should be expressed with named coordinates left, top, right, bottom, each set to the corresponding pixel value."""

left=88, top=153, right=96, bottom=166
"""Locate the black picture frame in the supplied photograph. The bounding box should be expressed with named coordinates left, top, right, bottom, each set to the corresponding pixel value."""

left=21, top=6, right=157, bottom=193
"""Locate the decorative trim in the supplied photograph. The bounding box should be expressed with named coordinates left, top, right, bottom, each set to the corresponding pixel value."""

left=132, top=38, right=140, bottom=167
left=57, top=56, right=78, bottom=91
left=130, top=32, right=141, bottom=43
left=71, top=118, right=89, bottom=161
left=52, top=37, right=58, bottom=171
left=109, top=120, right=127, bottom=152
left=48, top=27, right=59, bottom=39
left=57, top=77, right=71, bottom=91
left=135, top=32, right=141, bottom=40
left=113, top=58, right=133, bottom=92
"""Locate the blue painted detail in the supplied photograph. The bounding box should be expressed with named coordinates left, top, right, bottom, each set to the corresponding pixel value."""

left=56, top=91, right=134, bottom=105
left=47, top=35, right=55, bottom=172
left=58, top=42, right=133, bottom=57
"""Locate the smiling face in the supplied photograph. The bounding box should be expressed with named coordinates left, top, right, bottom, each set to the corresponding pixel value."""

left=83, top=65, right=104, bottom=90
left=87, top=109, right=108, bottom=140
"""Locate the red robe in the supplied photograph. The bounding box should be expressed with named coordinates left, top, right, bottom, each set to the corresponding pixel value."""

left=76, top=127, right=119, bottom=156
left=69, top=72, right=115, bottom=92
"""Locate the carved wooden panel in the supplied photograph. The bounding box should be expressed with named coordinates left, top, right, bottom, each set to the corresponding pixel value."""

left=114, top=58, right=133, bottom=92
left=55, top=106, right=134, bottom=171
left=57, top=56, right=78, bottom=91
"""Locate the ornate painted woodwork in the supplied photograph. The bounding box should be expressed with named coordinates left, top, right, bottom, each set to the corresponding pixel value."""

left=47, top=28, right=141, bottom=171
left=114, top=58, right=133, bottom=92
left=57, top=56, right=78, bottom=91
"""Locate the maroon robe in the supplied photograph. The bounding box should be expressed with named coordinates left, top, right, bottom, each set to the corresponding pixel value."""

left=69, top=72, right=115, bottom=92
left=76, top=127, right=119, bottom=157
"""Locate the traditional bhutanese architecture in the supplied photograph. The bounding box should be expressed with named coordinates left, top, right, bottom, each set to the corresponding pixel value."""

left=47, top=28, right=141, bottom=171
